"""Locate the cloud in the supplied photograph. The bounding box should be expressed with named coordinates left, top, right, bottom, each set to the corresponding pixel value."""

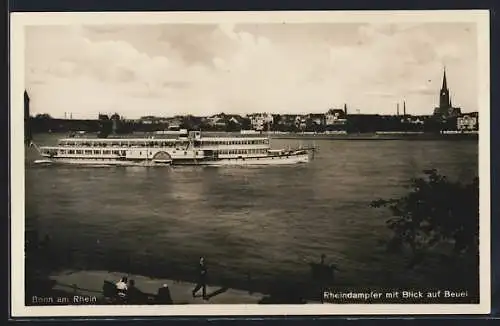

left=25, top=22, right=478, bottom=118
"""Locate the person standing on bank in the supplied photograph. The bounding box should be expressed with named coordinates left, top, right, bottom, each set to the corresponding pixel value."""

left=192, top=257, right=208, bottom=300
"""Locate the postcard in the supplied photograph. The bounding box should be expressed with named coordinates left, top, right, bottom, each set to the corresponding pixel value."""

left=10, top=10, right=490, bottom=317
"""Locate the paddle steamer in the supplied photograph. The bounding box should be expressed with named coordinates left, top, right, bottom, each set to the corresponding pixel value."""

left=33, top=130, right=313, bottom=166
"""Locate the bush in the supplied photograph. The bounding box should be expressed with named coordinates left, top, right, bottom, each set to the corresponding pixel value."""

left=371, top=169, right=479, bottom=263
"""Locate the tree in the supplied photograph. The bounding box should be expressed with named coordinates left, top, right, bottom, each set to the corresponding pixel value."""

left=35, top=113, right=52, bottom=120
left=371, top=169, right=479, bottom=265
left=98, top=114, right=112, bottom=138
left=241, top=118, right=251, bottom=130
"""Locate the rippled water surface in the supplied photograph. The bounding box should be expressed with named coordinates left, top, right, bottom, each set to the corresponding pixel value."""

left=25, top=133, right=479, bottom=295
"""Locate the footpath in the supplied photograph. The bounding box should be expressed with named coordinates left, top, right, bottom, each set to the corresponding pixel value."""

left=45, top=270, right=272, bottom=304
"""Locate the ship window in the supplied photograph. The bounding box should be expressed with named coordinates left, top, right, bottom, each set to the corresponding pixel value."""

left=94, top=150, right=100, bottom=155
left=76, top=150, right=83, bottom=154
left=112, top=150, right=119, bottom=155
left=103, top=150, right=110, bottom=155
left=184, top=151, right=187, bottom=155
left=59, top=150, right=66, bottom=154
left=69, top=150, right=75, bottom=154
left=85, top=150, right=92, bottom=154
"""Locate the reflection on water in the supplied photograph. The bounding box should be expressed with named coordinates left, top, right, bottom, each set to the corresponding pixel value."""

left=25, top=133, right=479, bottom=294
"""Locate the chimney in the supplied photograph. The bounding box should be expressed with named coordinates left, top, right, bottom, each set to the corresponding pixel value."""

left=403, top=101, right=406, bottom=116
left=397, top=103, right=400, bottom=116
left=344, top=103, right=348, bottom=116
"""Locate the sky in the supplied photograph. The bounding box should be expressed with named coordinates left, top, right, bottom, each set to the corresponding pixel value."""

left=25, top=22, right=478, bottom=119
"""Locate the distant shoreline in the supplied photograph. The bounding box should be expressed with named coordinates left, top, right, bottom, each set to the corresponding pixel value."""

left=269, top=132, right=478, bottom=141
left=27, top=131, right=478, bottom=142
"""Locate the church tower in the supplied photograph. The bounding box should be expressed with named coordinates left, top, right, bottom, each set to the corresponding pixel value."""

left=439, top=68, right=450, bottom=109
left=433, top=67, right=461, bottom=119
left=24, top=90, right=32, bottom=145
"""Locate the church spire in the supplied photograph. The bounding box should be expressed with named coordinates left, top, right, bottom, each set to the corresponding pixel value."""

left=441, top=67, right=448, bottom=90
left=439, top=67, right=451, bottom=109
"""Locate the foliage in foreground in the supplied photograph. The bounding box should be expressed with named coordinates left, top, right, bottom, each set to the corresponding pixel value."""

left=371, top=169, right=479, bottom=264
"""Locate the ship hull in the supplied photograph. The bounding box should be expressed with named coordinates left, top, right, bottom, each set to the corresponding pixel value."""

left=35, top=157, right=172, bottom=167
left=174, top=153, right=310, bottom=166
left=36, top=153, right=309, bottom=167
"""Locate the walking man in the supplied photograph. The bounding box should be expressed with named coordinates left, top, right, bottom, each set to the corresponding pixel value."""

left=192, top=257, right=208, bottom=300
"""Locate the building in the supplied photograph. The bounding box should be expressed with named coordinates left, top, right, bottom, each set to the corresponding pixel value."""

left=433, top=68, right=461, bottom=120
left=457, top=112, right=478, bottom=131
left=307, top=113, right=325, bottom=126
left=325, top=104, right=348, bottom=132
left=166, top=117, right=182, bottom=130
left=249, top=113, right=273, bottom=131
left=207, top=113, right=228, bottom=128
left=325, top=108, right=347, bottom=126
left=294, top=115, right=307, bottom=130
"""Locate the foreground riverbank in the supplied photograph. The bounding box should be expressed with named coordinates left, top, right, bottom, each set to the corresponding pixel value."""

left=26, top=270, right=316, bottom=305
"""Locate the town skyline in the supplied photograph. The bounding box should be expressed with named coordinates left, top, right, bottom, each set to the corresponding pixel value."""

left=25, top=22, right=478, bottom=119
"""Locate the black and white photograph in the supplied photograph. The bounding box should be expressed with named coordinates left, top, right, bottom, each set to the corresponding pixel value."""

left=10, top=10, right=490, bottom=317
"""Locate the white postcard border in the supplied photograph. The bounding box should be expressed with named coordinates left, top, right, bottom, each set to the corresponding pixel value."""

left=10, top=10, right=491, bottom=317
